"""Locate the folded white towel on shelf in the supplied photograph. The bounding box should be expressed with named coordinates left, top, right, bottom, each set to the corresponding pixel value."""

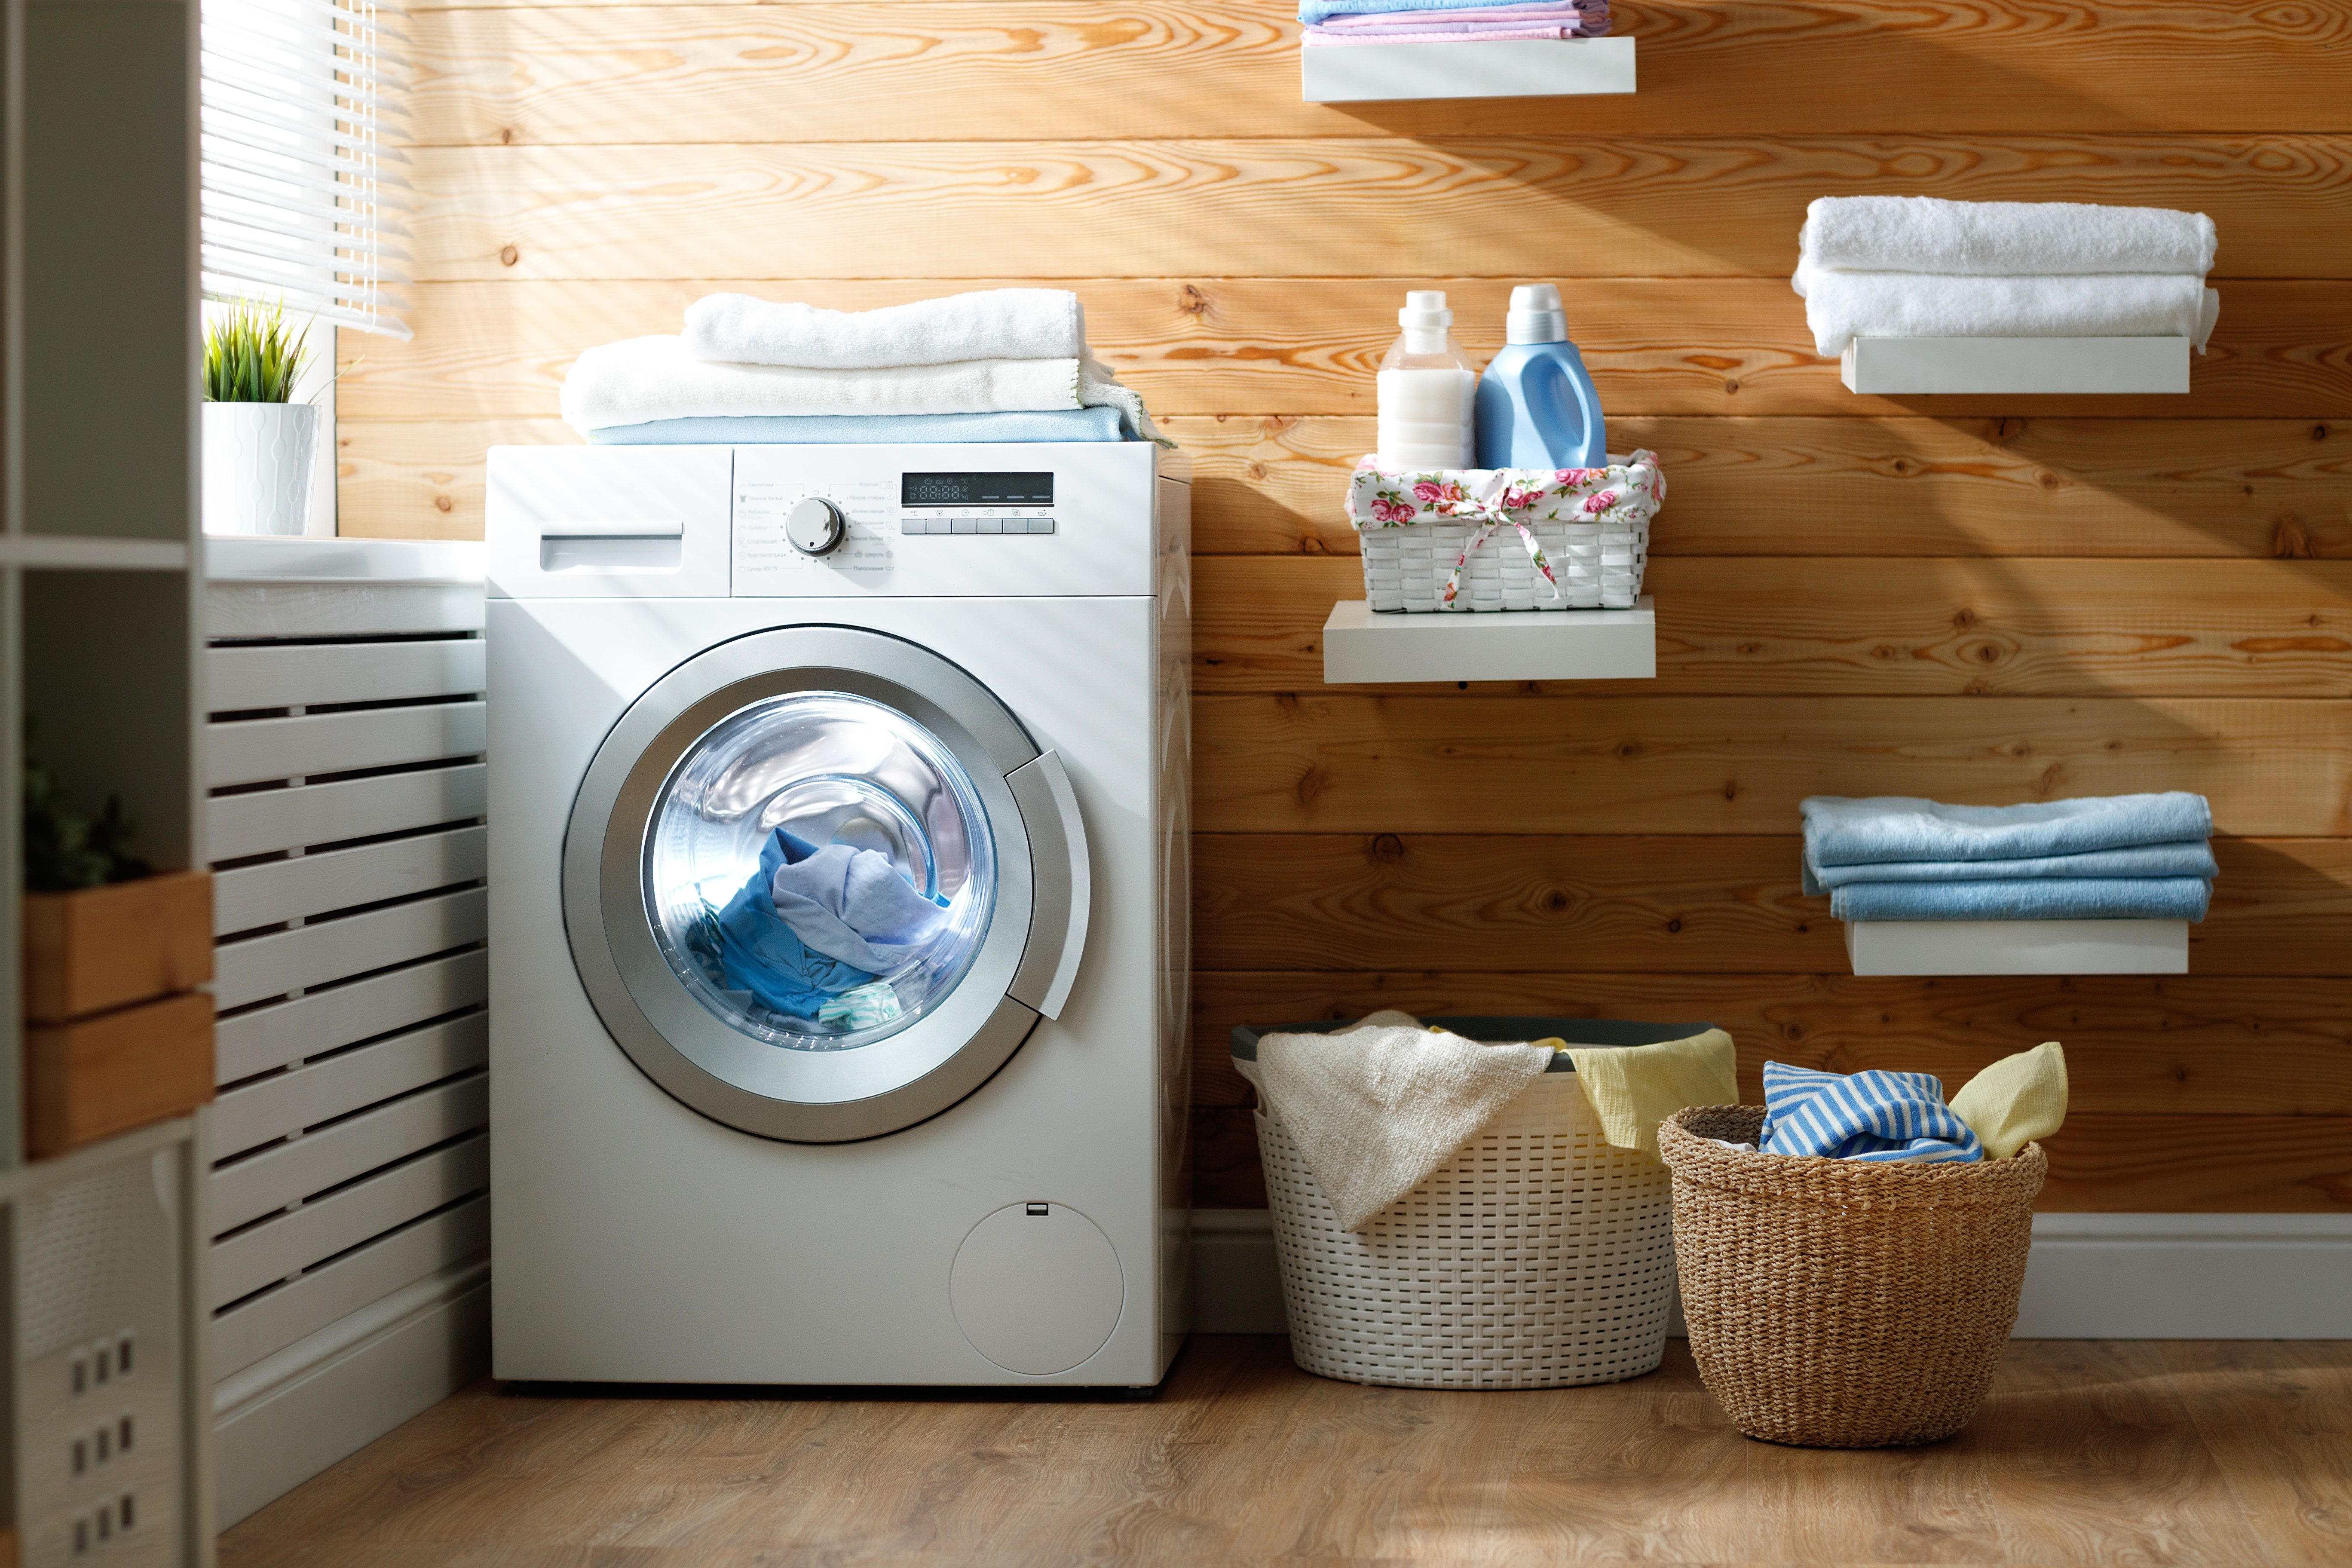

left=1800, top=196, right=2217, bottom=278
left=683, top=288, right=1086, bottom=370
left=560, top=335, right=1161, bottom=441
left=1792, top=264, right=2219, bottom=357
left=1237, top=1011, right=1552, bottom=1232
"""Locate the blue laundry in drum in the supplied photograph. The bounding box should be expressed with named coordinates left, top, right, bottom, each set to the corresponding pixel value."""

left=702, top=830, right=878, bottom=1020
left=767, top=830, right=953, bottom=974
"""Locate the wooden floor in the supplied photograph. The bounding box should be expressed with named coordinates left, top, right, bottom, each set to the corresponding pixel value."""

left=220, top=1336, right=2352, bottom=1567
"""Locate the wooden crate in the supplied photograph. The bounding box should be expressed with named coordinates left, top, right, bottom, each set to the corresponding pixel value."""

left=26, top=990, right=216, bottom=1159
left=22, top=869, right=214, bottom=1023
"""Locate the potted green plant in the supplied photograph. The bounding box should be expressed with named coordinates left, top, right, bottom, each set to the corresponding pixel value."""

left=202, top=299, right=317, bottom=535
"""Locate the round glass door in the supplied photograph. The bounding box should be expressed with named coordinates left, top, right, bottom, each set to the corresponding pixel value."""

left=563, top=626, right=1081, bottom=1144
left=643, top=692, right=997, bottom=1051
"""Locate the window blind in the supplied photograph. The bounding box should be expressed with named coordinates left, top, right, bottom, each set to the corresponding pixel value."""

left=200, top=0, right=412, bottom=340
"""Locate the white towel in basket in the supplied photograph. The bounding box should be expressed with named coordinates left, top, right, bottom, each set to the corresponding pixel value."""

left=1239, top=1011, right=1553, bottom=1231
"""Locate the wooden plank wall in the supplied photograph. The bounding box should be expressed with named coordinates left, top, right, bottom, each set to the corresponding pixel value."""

left=353, top=0, right=2352, bottom=1211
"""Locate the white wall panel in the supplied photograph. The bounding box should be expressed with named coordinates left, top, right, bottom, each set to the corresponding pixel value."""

left=208, top=638, right=486, bottom=712
left=209, top=701, right=485, bottom=789
left=216, top=950, right=487, bottom=1085
left=213, top=1200, right=489, bottom=1378
left=211, top=1075, right=489, bottom=1234
left=214, top=888, right=487, bottom=1011
left=209, top=763, right=487, bottom=862
left=211, top=1136, right=489, bottom=1310
left=212, top=1014, right=489, bottom=1160
left=214, top=825, right=487, bottom=935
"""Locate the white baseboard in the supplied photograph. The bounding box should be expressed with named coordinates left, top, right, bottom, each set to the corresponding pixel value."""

left=213, top=1258, right=491, bottom=1528
left=1191, top=1209, right=2352, bottom=1339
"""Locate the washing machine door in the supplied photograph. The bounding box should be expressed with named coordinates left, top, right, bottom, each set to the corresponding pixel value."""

left=563, top=626, right=1090, bottom=1142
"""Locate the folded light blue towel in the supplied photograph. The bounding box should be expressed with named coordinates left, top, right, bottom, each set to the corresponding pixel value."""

left=1805, top=839, right=2217, bottom=893
left=588, top=406, right=1129, bottom=446
left=1801, top=793, right=2213, bottom=869
left=1761, top=1061, right=1983, bottom=1164
left=1831, top=876, right=2211, bottom=922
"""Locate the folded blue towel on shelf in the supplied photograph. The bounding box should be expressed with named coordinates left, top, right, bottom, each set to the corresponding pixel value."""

left=588, top=406, right=1130, bottom=446
left=1801, top=793, right=2213, bottom=869
left=1761, top=1061, right=1983, bottom=1164
left=1830, top=876, right=2212, bottom=923
left=1805, top=839, right=2218, bottom=894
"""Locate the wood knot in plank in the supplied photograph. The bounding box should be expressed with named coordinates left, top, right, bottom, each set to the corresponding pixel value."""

left=499, top=244, right=519, bottom=267
left=1294, top=765, right=1328, bottom=806
left=1175, top=283, right=1211, bottom=318
left=1366, top=833, right=1405, bottom=865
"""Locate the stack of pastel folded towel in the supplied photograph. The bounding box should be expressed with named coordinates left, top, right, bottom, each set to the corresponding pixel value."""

left=1299, top=0, right=1610, bottom=48
left=1792, top=196, right=2220, bottom=357
left=560, top=288, right=1163, bottom=446
left=1801, top=791, right=2217, bottom=923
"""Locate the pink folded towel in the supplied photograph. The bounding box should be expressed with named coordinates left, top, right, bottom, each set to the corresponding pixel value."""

left=1304, top=23, right=1570, bottom=41
left=1314, top=1, right=1608, bottom=32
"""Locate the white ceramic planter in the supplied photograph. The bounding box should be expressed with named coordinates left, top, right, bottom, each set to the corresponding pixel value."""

left=203, top=401, right=317, bottom=536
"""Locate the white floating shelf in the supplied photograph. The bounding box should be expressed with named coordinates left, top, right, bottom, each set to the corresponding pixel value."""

left=1302, top=37, right=1635, bottom=103
left=1840, top=336, right=2190, bottom=395
left=1323, top=596, right=1654, bottom=684
left=1845, top=919, right=2188, bottom=977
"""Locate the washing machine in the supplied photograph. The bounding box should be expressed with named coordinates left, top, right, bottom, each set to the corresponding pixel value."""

left=483, top=441, right=1190, bottom=1387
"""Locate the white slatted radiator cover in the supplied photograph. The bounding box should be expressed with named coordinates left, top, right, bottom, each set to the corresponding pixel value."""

left=204, top=541, right=489, bottom=1526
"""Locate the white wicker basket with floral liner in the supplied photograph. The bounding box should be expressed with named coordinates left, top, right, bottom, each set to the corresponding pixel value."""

left=1348, top=450, right=1664, bottom=612
left=1232, top=1015, right=1709, bottom=1390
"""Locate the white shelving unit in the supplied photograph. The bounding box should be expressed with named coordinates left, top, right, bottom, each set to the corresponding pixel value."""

left=1840, top=337, right=2191, bottom=395
left=1302, top=36, right=1635, bottom=103
left=1845, top=919, right=2190, bottom=977
left=3, top=0, right=217, bottom=1561
left=1323, top=597, right=1655, bottom=683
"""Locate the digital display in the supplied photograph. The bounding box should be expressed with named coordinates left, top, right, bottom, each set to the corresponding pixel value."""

left=900, top=472, right=1054, bottom=507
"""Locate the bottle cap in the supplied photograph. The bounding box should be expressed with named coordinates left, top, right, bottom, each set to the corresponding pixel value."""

left=1505, top=282, right=1568, bottom=344
left=1399, top=290, right=1452, bottom=330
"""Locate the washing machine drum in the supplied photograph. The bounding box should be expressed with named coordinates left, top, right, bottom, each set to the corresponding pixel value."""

left=563, top=626, right=1089, bottom=1142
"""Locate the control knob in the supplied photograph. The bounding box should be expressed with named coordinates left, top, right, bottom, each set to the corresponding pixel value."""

left=787, top=497, right=846, bottom=555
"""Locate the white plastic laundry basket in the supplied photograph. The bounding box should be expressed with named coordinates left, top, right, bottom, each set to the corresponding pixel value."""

left=1242, top=1020, right=1681, bottom=1390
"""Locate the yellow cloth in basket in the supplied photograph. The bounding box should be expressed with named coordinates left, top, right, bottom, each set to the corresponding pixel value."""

left=1546, top=1028, right=1739, bottom=1157
left=1950, top=1040, right=2069, bottom=1159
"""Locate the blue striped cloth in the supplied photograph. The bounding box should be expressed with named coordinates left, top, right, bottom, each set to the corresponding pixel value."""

left=1761, top=1061, right=1984, bottom=1164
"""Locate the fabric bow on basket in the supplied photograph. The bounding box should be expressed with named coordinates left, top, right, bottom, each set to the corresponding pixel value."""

left=1426, top=475, right=1562, bottom=608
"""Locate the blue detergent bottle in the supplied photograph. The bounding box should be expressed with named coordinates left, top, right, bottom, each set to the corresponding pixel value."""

left=1474, top=283, right=1607, bottom=470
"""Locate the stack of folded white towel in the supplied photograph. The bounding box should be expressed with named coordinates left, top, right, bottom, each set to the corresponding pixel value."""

left=559, top=288, right=1163, bottom=446
left=1792, top=196, right=2220, bottom=357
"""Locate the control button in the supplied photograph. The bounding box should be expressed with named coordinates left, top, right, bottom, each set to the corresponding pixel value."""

left=900, top=518, right=924, bottom=536
left=978, top=517, right=1002, bottom=535
left=950, top=517, right=977, bottom=535
left=1029, top=518, right=1056, bottom=534
left=787, top=497, right=846, bottom=555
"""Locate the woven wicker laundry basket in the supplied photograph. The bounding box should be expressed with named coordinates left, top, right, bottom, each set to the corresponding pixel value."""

left=1346, top=453, right=1663, bottom=613
left=1236, top=1017, right=1702, bottom=1390
left=1657, top=1104, right=2047, bottom=1448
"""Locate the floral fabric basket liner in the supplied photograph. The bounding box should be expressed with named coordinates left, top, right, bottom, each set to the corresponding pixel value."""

left=1347, top=450, right=1665, bottom=612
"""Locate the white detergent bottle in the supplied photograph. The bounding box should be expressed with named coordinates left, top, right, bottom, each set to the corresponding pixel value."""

left=1376, top=290, right=1479, bottom=470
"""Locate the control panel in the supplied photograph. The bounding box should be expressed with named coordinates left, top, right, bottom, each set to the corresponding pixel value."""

left=731, top=444, right=1163, bottom=599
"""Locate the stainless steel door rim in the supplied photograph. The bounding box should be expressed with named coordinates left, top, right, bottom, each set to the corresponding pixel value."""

left=563, top=625, right=1087, bottom=1142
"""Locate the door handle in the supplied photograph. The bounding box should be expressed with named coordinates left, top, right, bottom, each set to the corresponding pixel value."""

left=1006, top=750, right=1091, bottom=1020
